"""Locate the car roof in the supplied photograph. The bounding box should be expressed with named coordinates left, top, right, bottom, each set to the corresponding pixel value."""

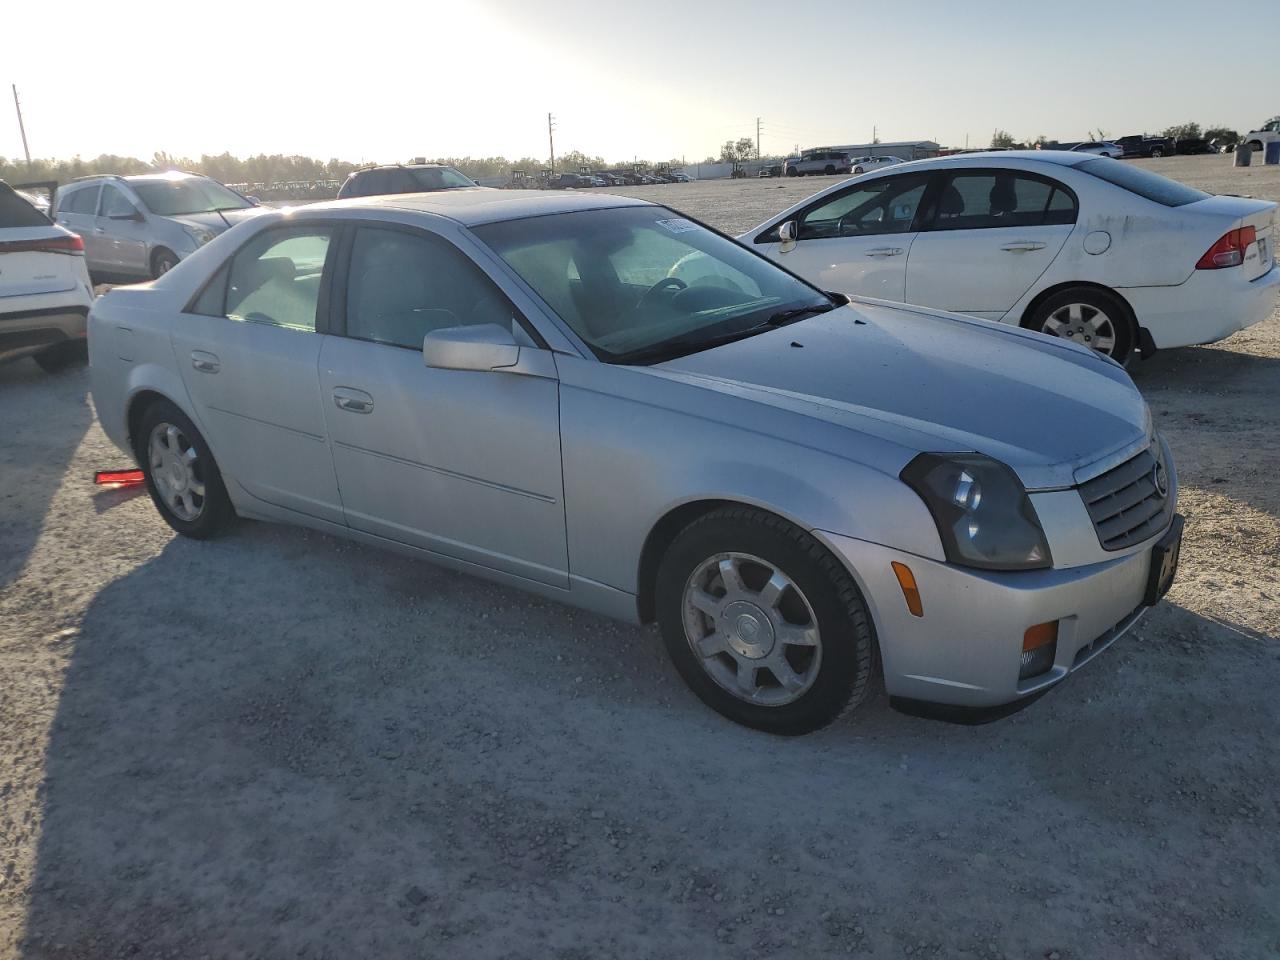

left=893, top=150, right=1092, bottom=172
left=352, top=163, right=455, bottom=173
left=305, top=188, right=654, bottom=226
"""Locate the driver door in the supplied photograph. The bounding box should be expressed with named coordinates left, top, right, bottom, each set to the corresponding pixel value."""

left=754, top=173, right=932, bottom=299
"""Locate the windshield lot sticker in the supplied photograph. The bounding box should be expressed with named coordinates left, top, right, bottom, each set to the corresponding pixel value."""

left=656, top=218, right=698, bottom=234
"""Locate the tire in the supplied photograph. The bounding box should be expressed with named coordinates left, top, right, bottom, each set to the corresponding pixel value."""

left=853, top=166, right=865, bottom=175
left=32, top=340, right=88, bottom=373
left=1027, top=287, right=1135, bottom=364
left=655, top=506, right=876, bottom=735
left=824, top=165, right=836, bottom=175
left=1247, top=140, right=1263, bottom=153
left=1149, top=148, right=1163, bottom=158
left=151, top=248, right=179, bottom=279
left=134, top=398, right=234, bottom=539
left=787, top=167, right=798, bottom=177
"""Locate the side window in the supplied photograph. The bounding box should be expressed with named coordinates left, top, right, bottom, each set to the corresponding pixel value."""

left=798, top=175, right=930, bottom=240
left=99, top=185, right=136, bottom=219
left=189, top=264, right=230, bottom=317
left=928, top=172, right=1077, bottom=231
left=64, top=185, right=100, bottom=215
left=345, top=227, right=520, bottom=349
left=225, top=228, right=333, bottom=331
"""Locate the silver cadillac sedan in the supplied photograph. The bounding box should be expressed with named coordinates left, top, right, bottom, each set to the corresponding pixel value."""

left=88, top=189, right=1182, bottom=734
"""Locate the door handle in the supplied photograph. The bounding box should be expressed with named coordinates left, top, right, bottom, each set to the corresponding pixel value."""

left=93, top=227, right=107, bottom=235
left=1000, top=241, right=1046, bottom=252
left=333, top=388, right=374, bottom=414
left=865, top=247, right=905, bottom=257
left=190, top=350, right=220, bottom=373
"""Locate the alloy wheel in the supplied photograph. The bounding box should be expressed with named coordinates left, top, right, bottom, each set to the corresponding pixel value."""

left=1042, top=302, right=1118, bottom=356
left=681, top=552, right=822, bottom=706
left=148, top=422, right=206, bottom=521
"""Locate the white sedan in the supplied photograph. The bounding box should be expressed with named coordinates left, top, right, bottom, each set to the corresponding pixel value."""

left=741, top=151, right=1278, bottom=364
left=1071, top=141, right=1124, bottom=159
left=851, top=156, right=905, bottom=175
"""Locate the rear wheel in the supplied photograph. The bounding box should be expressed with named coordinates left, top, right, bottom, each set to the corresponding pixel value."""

left=853, top=166, right=865, bottom=175
left=656, top=507, right=876, bottom=735
left=1028, top=287, right=1135, bottom=364
left=824, top=164, right=836, bottom=175
left=135, top=399, right=234, bottom=539
left=32, top=340, right=87, bottom=373
left=1247, top=140, right=1263, bottom=153
left=151, top=248, right=179, bottom=278
left=1149, top=147, right=1164, bottom=158
left=787, top=167, right=798, bottom=177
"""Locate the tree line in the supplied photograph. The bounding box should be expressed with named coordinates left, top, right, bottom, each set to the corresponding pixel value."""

left=0, top=148, right=698, bottom=189
left=990, top=122, right=1241, bottom=150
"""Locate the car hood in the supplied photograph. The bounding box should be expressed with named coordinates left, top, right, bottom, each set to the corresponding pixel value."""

left=651, top=300, right=1150, bottom=490
left=170, top=207, right=270, bottom=234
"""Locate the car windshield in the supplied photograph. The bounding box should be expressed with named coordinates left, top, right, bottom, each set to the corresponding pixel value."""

left=131, top=178, right=252, bottom=216
left=474, top=206, right=834, bottom=364
left=408, top=167, right=476, bottom=190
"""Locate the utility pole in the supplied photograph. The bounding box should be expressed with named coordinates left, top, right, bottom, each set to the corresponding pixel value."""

left=756, top=117, right=762, bottom=160
left=12, top=85, right=31, bottom=165
left=548, top=112, right=556, bottom=175
left=872, top=124, right=877, bottom=144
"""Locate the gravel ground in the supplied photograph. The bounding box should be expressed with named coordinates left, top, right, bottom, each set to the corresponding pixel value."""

left=1, top=155, right=1277, bottom=959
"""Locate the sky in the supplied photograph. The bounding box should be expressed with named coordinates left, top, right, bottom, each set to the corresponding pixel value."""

left=6, top=0, right=1279, bottom=165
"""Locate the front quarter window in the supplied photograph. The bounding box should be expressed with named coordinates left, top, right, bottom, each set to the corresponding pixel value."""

left=474, top=206, right=832, bottom=364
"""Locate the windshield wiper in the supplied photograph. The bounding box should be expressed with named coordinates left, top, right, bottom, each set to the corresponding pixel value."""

left=766, top=301, right=837, bottom=326
left=612, top=322, right=779, bottom=365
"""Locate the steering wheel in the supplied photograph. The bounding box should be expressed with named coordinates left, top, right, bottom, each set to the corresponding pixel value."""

left=636, top=276, right=688, bottom=311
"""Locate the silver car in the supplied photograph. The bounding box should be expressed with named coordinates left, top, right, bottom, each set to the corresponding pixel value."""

left=53, top=172, right=268, bottom=281
left=88, top=190, right=1182, bottom=733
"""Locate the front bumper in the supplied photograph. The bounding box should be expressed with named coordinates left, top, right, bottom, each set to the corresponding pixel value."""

left=1123, top=260, right=1280, bottom=350
left=819, top=529, right=1158, bottom=710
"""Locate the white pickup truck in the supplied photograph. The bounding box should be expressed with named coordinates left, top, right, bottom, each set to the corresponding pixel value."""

left=1244, top=117, right=1280, bottom=152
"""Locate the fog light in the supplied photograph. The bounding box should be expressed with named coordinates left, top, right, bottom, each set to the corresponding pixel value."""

left=1019, top=621, right=1058, bottom=680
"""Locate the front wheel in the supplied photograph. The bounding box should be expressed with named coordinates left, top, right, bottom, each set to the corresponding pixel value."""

left=824, top=165, right=836, bottom=175
left=786, top=167, right=798, bottom=177
left=1149, top=147, right=1164, bottom=158
left=656, top=507, right=876, bottom=735
left=1028, top=287, right=1135, bottom=364
left=135, top=399, right=235, bottom=538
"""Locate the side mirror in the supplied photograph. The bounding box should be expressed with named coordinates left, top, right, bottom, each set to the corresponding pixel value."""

left=779, top=220, right=798, bottom=244
left=423, top=323, right=520, bottom=372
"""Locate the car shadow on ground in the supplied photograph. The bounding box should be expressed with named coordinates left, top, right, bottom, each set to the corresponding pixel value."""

left=0, top=360, right=93, bottom=590
left=18, top=519, right=1279, bottom=958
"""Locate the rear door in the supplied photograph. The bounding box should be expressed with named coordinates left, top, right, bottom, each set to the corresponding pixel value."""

left=904, top=169, right=1077, bottom=319
left=54, top=184, right=103, bottom=268
left=170, top=223, right=345, bottom=523
left=753, top=172, right=932, bottom=299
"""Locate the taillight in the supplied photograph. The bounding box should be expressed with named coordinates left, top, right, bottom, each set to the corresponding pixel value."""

left=1195, top=226, right=1257, bottom=269
left=0, top=233, right=85, bottom=255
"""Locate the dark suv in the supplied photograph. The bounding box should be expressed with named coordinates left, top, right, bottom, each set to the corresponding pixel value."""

left=337, top=163, right=480, bottom=200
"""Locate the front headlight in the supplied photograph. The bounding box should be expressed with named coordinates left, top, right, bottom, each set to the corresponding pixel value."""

left=901, top=453, right=1052, bottom=571
left=184, top=226, right=216, bottom=247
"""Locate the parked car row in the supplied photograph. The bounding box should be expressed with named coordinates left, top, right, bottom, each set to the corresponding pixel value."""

left=784, top=153, right=907, bottom=177
left=542, top=170, right=693, bottom=189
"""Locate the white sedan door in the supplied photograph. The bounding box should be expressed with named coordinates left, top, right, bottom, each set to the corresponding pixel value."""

left=753, top=172, right=932, bottom=300
left=904, top=170, right=1076, bottom=320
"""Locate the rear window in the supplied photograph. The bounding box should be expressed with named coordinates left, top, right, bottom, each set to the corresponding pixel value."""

left=1076, top=158, right=1209, bottom=207
left=0, top=185, right=49, bottom=227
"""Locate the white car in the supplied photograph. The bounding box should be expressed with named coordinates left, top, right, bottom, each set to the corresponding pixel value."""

left=1242, top=117, right=1280, bottom=154
left=1071, top=141, right=1124, bottom=159
left=0, top=181, right=94, bottom=371
left=851, top=156, right=905, bottom=175
left=740, top=152, right=1278, bottom=364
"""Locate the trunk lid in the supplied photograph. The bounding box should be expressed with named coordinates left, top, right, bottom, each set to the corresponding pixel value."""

left=1184, top=194, right=1277, bottom=280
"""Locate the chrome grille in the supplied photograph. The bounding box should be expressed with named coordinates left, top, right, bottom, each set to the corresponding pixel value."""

left=1078, top=446, right=1171, bottom=550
